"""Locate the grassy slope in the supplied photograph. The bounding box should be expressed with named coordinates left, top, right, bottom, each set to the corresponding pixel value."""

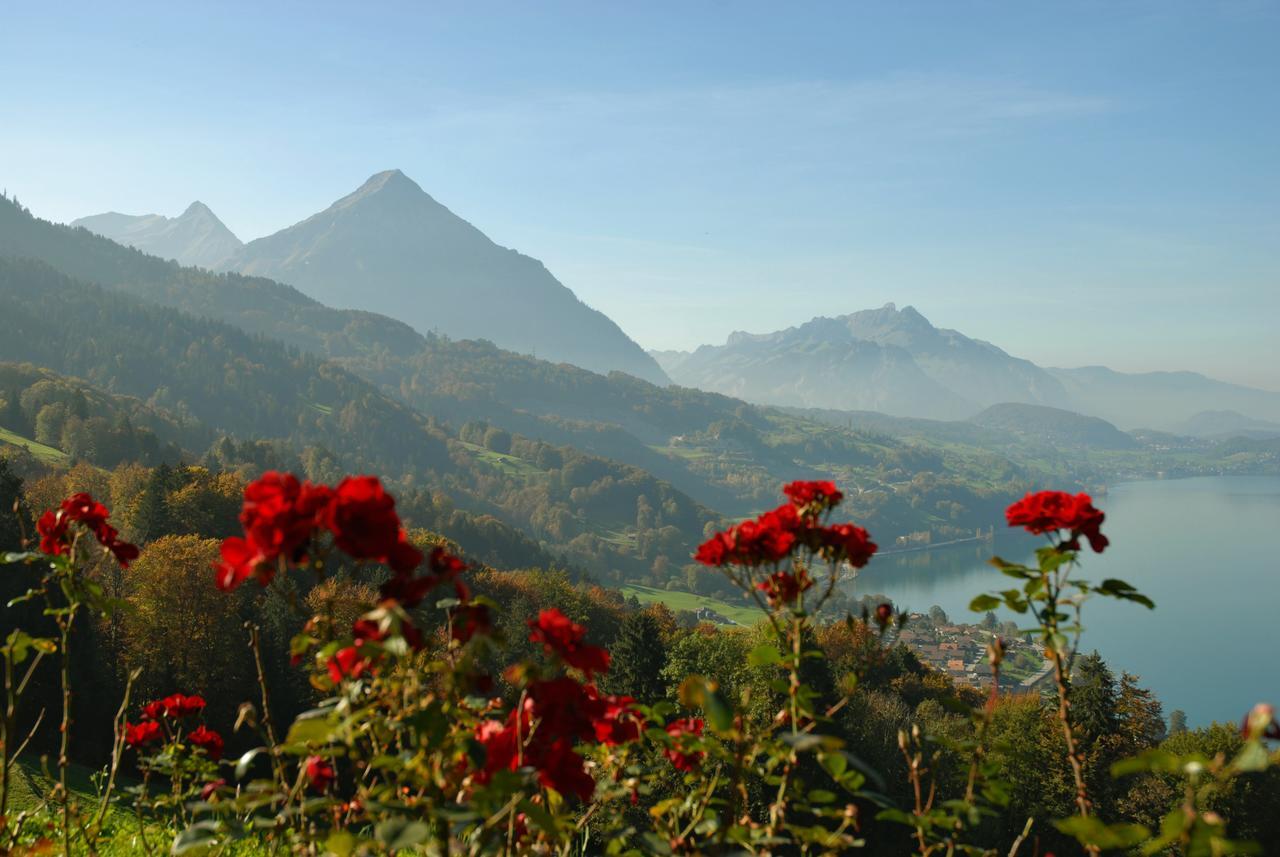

left=620, top=583, right=765, bottom=626
left=0, top=424, right=68, bottom=464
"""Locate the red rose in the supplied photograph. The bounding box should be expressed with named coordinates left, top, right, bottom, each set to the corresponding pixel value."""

left=188, top=725, right=224, bottom=760
left=36, top=493, right=138, bottom=568
left=125, top=720, right=163, bottom=748
left=240, top=472, right=330, bottom=561
left=1006, top=491, right=1108, bottom=553
left=588, top=689, right=645, bottom=746
left=664, top=718, right=705, bottom=771
left=199, top=779, right=227, bottom=801
left=695, top=503, right=802, bottom=568
left=452, top=603, right=493, bottom=643
left=322, top=476, right=421, bottom=571
left=528, top=609, right=611, bottom=678
left=527, top=677, right=601, bottom=743
left=141, top=700, right=165, bottom=721
left=213, top=536, right=271, bottom=591
left=305, top=755, right=336, bottom=791
left=474, top=717, right=521, bottom=782
left=535, top=740, right=596, bottom=802
left=162, top=693, right=206, bottom=719
left=327, top=646, right=373, bottom=684
left=757, top=569, right=813, bottom=608
left=783, top=480, right=844, bottom=511
left=820, top=523, right=877, bottom=568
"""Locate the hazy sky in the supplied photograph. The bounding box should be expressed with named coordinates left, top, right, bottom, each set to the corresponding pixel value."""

left=4, top=2, right=1278, bottom=389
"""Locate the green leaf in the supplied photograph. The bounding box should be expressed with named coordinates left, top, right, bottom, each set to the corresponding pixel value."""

left=678, top=676, right=734, bottom=733
left=285, top=717, right=333, bottom=747
left=820, top=751, right=847, bottom=779
left=374, top=819, right=431, bottom=850
left=234, top=747, right=268, bottom=781
left=969, top=594, right=1000, bottom=613
left=1111, top=749, right=1183, bottom=777
left=324, top=831, right=357, bottom=857
left=1095, top=579, right=1155, bottom=609
left=747, top=644, right=783, bottom=667
left=1, top=551, right=38, bottom=564
left=1054, top=816, right=1149, bottom=849
left=171, top=822, right=222, bottom=854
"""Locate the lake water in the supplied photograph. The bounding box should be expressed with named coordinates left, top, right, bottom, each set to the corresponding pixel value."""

left=846, top=476, right=1280, bottom=728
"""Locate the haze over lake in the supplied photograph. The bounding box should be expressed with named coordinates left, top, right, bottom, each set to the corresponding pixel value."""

left=851, top=475, right=1280, bottom=728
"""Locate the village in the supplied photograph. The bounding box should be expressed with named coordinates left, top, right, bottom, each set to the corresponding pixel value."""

left=894, top=610, right=1055, bottom=692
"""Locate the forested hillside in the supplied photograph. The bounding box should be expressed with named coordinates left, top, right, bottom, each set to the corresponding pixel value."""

left=0, top=196, right=1032, bottom=548
left=0, top=252, right=720, bottom=580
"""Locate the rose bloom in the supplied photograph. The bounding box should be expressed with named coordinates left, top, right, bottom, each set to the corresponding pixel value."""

left=162, top=693, right=206, bottom=719
left=664, top=717, right=706, bottom=772
left=305, top=755, right=336, bottom=791
left=322, top=476, right=422, bottom=572
left=125, top=720, right=163, bottom=748
left=782, top=480, right=844, bottom=511
left=1006, top=491, right=1109, bottom=553
left=188, top=725, right=224, bottom=760
left=528, top=609, right=611, bottom=677
left=757, top=569, right=813, bottom=608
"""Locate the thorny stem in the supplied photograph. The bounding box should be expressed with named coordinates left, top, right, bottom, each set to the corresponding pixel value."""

left=247, top=623, right=288, bottom=790
left=1040, top=557, right=1098, bottom=855
left=1, top=647, right=12, bottom=825
left=57, top=605, right=77, bottom=856
left=90, top=667, right=140, bottom=836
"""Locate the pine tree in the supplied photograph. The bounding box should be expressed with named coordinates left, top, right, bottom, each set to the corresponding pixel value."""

left=0, top=456, right=28, bottom=552
left=1071, top=651, right=1118, bottom=741
left=604, top=612, right=668, bottom=702
left=1168, top=709, right=1188, bottom=736
left=132, top=463, right=178, bottom=542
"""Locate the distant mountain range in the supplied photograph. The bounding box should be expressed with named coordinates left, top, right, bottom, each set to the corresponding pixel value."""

left=73, top=170, right=668, bottom=385
left=655, top=304, right=1280, bottom=431
left=72, top=201, right=243, bottom=269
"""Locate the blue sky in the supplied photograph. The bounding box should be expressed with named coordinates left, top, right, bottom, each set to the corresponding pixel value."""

left=4, top=1, right=1278, bottom=389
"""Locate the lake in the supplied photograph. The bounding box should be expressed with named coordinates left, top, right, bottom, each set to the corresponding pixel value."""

left=846, top=475, right=1280, bottom=728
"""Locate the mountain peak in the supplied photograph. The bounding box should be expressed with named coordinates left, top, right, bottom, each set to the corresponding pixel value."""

left=180, top=200, right=220, bottom=220
left=356, top=168, right=421, bottom=195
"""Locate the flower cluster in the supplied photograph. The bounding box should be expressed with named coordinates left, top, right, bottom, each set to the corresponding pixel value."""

left=124, top=692, right=222, bottom=759
left=663, top=717, right=706, bottom=772
left=215, top=473, right=423, bottom=591
left=325, top=545, right=489, bottom=683
left=695, top=481, right=877, bottom=601
left=36, top=492, right=138, bottom=567
left=1006, top=490, right=1109, bottom=553
left=473, top=608, right=645, bottom=801
left=527, top=608, right=610, bottom=677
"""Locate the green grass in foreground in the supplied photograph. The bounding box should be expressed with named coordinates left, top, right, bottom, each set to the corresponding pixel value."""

left=0, top=424, right=68, bottom=464
left=620, top=584, right=765, bottom=626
